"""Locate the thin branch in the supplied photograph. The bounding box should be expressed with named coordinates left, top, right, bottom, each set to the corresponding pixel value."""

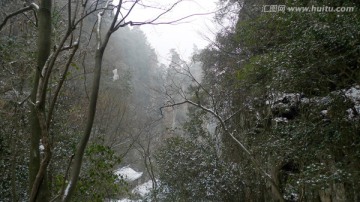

left=114, top=0, right=139, bottom=30
left=36, top=27, right=73, bottom=109
left=223, top=109, right=242, bottom=123
left=110, top=0, right=123, bottom=31
left=73, top=7, right=113, bottom=28
left=47, top=42, right=79, bottom=128
left=128, top=10, right=217, bottom=26
left=68, top=0, right=72, bottom=28
left=0, top=3, right=39, bottom=31
left=21, top=12, right=37, bottom=27
left=135, top=1, right=172, bottom=11
left=18, top=94, right=31, bottom=106
left=71, top=0, right=80, bottom=27
left=139, top=0, right=183, bottom=25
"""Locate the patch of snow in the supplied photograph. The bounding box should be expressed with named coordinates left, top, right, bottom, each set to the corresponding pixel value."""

left=266, top=92, right=301, bottom=108
left=266, top=86, right=360, bottom=121
left=315, top=96, right=332, bottom=105
left=113, top=69, right=119, bottom=81
left=273, top=117, right=288, bottom=123
left=64, top=181, right=71, bottom=198
left=320, top=110, right=328, bottom=116
left=114, top=166, right=143, bottom=182
left=344, top=86, right=360, bottom=104
left=345, top=86, right=360, bottom=114
left=110, top=199, right=140, bottom=202
left=288, top=193, right=299, bottom=201
left=356, top=105, right=360, bottom=114
left=132, top=180, right=156, bottom=197
left=300, top=97, right=310, bottom=104
left=39, top=144, right=45, bottom=151
left=267, top=92, right=301, bottom=104
left=346, top=108, right=356, bottom=119
left=216, top=70, right=226, bottom=76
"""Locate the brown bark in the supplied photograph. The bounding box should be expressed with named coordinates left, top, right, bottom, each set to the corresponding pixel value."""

left=10, top=117, right=18, bottom=202
left=29, top=0, right=51, bottom=201
left=319, top=188, right=332, bottom=202
left=270, top=163, right=283, bottom=202
left=30, top=110, right=52, bottom=202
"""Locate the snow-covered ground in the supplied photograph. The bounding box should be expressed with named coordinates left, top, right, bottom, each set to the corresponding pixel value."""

left=114, top=166, right=143, bottom=182
left=344, top=86, right=360, bottom=117
left=113, top=180, right=157, bottom=202
left=112, top=199, right=140, bottom=202
left=132, top=180, right=156, bottom=197
left=111, top=166, right=157, bottom=202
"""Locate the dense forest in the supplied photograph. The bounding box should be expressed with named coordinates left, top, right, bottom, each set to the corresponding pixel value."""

left=0, top=0, right=359, bottom=201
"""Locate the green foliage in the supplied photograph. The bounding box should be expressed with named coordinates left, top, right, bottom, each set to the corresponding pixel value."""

left=156, top=106, right=244, bottom=201
left=182, top=106, right=207, bottom=139
left=72, top=139, right=125, bottom=201
left=194, top=0, right=360, bottom=200
left=156, top=136, right=243, bottom=201
left=236, top=8, right=360, bottom=95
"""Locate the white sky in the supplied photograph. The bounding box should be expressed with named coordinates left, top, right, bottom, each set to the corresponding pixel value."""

left=113, top=0, right=220, bottom=64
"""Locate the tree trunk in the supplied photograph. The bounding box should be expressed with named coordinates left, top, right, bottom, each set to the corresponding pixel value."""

left=60, top=1, right=115, bottom=198
left=10, top=123, right=18, bottom=202
left=270, top=164, right=283, bottom=202
left=29, top=0, right=52, bottom=200
left=61, top=46, right=107, bottom=202
left=319, top=188, right=332, bottom=202
left=332, top=182, right=346, bottom=202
